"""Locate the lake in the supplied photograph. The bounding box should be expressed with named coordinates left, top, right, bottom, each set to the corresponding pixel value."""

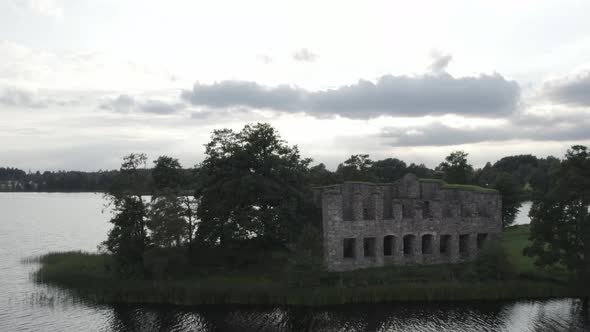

left=0, top=193, right=588, bottom=331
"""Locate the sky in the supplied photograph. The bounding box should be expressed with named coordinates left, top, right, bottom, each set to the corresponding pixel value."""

left=2, top=0, right=590, bottom=171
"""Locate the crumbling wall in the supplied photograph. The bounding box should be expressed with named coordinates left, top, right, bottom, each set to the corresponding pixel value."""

left=316, top=174, right=502, bottom=272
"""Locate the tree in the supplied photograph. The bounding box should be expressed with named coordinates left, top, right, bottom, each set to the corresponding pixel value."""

left=493, top=172, right=522, bottom=227
left=306, top=163, right=338, bottom=186
left=493, top=154, right=538, bottom=188
left=437, top=151, right=474, bottom=184
left=335, top=154, right=375, bottom=181
left=152, top=156, right=183, bottom=190
left=180, top=195, right=199, bottom=245
left=148, top=192, right=186, bottom=248
left=474, top=162, right=497, bottom=188
left=195, top=123, right=312, bottom=247
left=525, top=145, right=590, bottom=304
left=371, top=158, right=407, bottom=182
left=407, top=163, right=437, bottom=179
left=149, top=156, right=198, bottom=248
left=102, top=153, right=150, bottom=273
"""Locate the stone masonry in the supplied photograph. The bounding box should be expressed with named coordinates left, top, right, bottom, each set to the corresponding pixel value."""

left=314, top=174, right=502, bottom=272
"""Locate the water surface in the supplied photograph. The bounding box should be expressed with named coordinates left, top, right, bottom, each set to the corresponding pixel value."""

left=0, top=193, right=587, bottom=331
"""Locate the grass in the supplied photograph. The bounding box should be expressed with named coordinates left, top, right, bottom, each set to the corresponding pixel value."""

left=502, top=225, right=537, bottom=273
left=313, top=178, right=498, bottom=194
left=418, top=178, right=499, bottom=193
left=440, top=184, right=499, bottom=193
left=31, top=226, right=576, bottom=306
left=501, top=224, right=569, bottom=281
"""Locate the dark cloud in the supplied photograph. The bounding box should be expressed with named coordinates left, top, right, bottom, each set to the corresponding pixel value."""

left=100, top=94, right=184, bottom=114
left=543, top=71, right=590, bottom=106
left=292, top=48, right=318, bottom=62
left=181, top=81, right=305, bottom=111
left=429, top=52, right=453, bottom=73
left=182, top=73, right=520, bottom=119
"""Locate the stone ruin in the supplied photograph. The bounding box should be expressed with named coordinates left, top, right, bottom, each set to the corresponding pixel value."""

left=313, top=174, right=502, bottom=272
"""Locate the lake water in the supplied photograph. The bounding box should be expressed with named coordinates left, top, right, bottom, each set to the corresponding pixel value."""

left=514, top=201, right=533, bottom=225
left=0, top=193, right=588, bottom=331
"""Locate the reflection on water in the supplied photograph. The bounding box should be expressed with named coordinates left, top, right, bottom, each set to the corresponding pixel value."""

left=1, top=193, right=588, bottom=331
left=91, top=300, right=589, bottom=332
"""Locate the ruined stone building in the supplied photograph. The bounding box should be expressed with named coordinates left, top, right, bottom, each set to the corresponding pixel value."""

left=314, top=174, right=502, bottom=272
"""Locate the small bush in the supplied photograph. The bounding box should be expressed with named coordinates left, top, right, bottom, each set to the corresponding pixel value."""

left=476, top=240, right=516, bottom=280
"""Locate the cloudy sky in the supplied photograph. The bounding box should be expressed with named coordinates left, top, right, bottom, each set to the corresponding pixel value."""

left=2, top=0, right=590, bottom=171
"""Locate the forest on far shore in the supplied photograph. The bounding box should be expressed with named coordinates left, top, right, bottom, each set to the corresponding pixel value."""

left=1, top=143, right=558, bottom=200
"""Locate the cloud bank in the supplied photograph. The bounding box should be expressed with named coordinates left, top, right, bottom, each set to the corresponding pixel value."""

left=380, top=114, right=590, bottom=147
left=100, top=94, right=184, bottom=114
left=182, top=73, right=520, bottom=119
left=543, top=70, right=590, bottom=107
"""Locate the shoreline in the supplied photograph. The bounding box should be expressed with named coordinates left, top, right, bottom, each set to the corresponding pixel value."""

left=33, top=259, right=575, bottom=306
left=31, top=225, right=578, bottom=307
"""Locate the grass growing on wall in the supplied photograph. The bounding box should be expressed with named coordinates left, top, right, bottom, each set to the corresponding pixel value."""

left=417, top=178, right=499, bottom=193
left=31, top=226, right=574, bottom=306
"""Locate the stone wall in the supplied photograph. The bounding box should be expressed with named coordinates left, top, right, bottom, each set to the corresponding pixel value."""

left=315, top=174, right=502, bottom=272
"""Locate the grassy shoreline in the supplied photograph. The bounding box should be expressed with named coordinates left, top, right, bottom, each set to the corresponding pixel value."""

left=30, top=225, right=579, bottom=306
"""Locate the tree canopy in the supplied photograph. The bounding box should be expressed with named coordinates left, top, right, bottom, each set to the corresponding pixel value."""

left=525, top=145, right=590, bottom=299
left=437, top=151, right=474, bottom=184
left=195, top=123, right=313, bottom=247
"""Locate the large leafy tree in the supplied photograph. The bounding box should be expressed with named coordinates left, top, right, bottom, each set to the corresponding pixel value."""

left=437, top=151, right=474, bottom=184
left=195, top=123, right=312, bottom=247
left=102, top=153, right=151, bottom=271
left=525, top=145, right=590, bottom=303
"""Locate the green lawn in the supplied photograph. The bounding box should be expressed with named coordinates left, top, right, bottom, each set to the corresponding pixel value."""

left=501, top=225, right=536, bottom=273
left=500, top=224, right=568, bottom=281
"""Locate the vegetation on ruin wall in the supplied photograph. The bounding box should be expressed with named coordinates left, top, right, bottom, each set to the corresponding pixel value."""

left=31, top=225, right=576, bottom=306
left=417, top=178, right=500, bottom=193
left=314, top=179, right=499, bottom=194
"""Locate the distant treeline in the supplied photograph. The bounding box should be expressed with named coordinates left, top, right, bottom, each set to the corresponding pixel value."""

left=1, top=154, right=558, bottom=195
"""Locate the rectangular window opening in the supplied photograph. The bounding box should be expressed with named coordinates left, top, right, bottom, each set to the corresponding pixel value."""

left=383, top=235, right=395, bottom=256
left=422, top=234, right=433, bottom=254
left=363, top=237, right=376, bottom=257
left=423, top=201, right=431, bottom=218
left=440, top=235, right=451, bottom=255
left=343, top=238, right=356, bottom=259
left=403, top=235, right=415, bottom=255
left=459, top=234, right=469, bottom=257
